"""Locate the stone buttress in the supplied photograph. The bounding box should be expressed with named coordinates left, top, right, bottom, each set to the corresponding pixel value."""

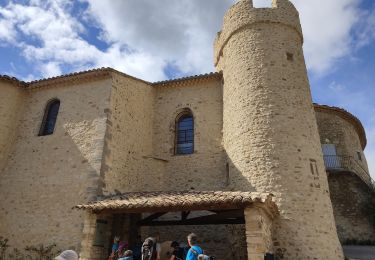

left=214, top=0, right=344, bottom=258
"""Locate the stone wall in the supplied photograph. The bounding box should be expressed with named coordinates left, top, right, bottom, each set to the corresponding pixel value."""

left=80, top=212, right=113, bottom=260
left=328, top=172, right=375, bottom=242
left=244, top=207, right=273, bottom=260
left=315, top=109, right=370, bottom=178
left=0, top=81, right=24, bottom=174
left=0, top=78, right=111, bottom=251
left=101, top=74, right=160, bottom=194
left=100, top=75, right=237, bottom=258
left=102, top=75, right=226, bottom=193
left=153, top=78, right=225, bottom=191
left=214, top=0, right=343, bottom=258
left=141, top=222, right=247, bottom=260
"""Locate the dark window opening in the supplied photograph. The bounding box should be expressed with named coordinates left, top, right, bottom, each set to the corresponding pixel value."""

left=39, top=99, right=60, bottom=136
left=225, top=163, right=230, bottom=186
left=175, top=112, right=194, bottom=155
left=357, top=151, right=362, bottom=161
left=286, top=52, right=294, bottom=61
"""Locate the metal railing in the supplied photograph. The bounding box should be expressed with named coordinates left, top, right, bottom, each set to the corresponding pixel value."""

left=324, top=155, right=375, bottom=191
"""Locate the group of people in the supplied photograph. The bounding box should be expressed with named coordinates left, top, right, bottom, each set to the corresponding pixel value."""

left=110, top=233, right=211, bottom=260
left=52, top=232, right=210, bottom=260
left=109, top=235, right=141, bottom=260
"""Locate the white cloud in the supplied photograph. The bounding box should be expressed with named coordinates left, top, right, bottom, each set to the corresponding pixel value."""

left=0, top=0, right=172, bottom=81
left=292, top=0, right=360, bottom=75
left=328, top=81, right=347, bottom=92
left=82, top=0, right=234, bottom=77
left=82, top=0, right=372, bottom=78
left=0, top=6, right=18, bottom=43
left=318, top=81, right=375, bottom=179
left=40, top=61, right=62, bottom=78
left=0, top=0, right=374, bottom=82
left=353, top=7, right=375, bottom=50
left=0, top=0, right=374, bottom=179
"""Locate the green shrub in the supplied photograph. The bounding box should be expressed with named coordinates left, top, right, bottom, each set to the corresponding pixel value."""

left=0, top=237, right=61, bottom=260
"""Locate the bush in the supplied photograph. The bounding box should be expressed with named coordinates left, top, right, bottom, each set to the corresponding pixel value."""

left=25, top=243, right=60, bottom=260
left=0, top=237, right=9, bottom=260
left=0, top=237, right=61, bottom=260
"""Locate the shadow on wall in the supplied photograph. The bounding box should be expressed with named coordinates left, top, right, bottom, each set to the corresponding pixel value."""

left=0, top=90, right=109, bottom=251
left=225, top=152, right=257, bottom=192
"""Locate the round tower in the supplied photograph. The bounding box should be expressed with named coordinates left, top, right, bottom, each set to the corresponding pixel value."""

left=215, top=0, right=343, bottom=258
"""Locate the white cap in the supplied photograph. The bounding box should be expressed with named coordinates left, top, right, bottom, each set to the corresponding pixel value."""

left=55, top=250, right=78, bottom=260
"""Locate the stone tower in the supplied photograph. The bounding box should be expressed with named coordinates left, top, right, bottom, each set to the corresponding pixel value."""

left=214, top=0, right=344, bottom=258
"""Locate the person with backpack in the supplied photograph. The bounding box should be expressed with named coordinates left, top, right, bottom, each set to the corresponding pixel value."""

left=131, top=235, right=143, bottom=260
left=186, top=234, right=211, bottom=260
left=186, top=233, right=203, bottom=260
left=169, top=241, right=184, bottom=260
left=141, top=237, right=157, bottom=260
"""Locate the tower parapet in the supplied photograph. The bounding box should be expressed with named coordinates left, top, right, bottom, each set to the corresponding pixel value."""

left=215, top=0, right=302, bottom=67
left=215, top=0, right=344, bottom=258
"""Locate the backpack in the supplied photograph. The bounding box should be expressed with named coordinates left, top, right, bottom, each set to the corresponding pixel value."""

left=190, top=248, right=213, bottom=260
left=141, top=237, right=157, bottom=260
left=172, top=247, right=184, bottom=260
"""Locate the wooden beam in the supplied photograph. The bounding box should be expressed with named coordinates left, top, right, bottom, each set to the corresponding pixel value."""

left=181, top=211, right=190, bottom=220
left=138, top=212, right=167, bottom=225
left=139, top=218, right=245, bottom=226
left=139, top=210, right=245, bottom=226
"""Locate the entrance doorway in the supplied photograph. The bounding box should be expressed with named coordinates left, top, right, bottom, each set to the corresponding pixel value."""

left=108, top=210, right=248, bottom=259
left=76, top=191, right=278, bottom=260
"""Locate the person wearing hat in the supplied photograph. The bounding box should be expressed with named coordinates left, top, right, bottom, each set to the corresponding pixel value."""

left=118, top=249, right=133, bottom=260
left=109, top=236, right=121, bottom=260
left=55, top=250, right=78, bottom=260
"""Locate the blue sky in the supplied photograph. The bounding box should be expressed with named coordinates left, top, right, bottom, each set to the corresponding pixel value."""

left=0, top=0, right=374, bottom=177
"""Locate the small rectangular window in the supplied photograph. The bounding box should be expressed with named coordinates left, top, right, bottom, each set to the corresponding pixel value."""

left=93, top=219, right=108, bottom=247
left=357, top=151, right=362, bottom=161
left=286, top=52, right=294, bottom=61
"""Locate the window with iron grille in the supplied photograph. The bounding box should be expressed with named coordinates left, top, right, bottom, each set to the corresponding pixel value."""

left=39, top=99, right=60, bottom=136
left=175, top=112, right=194, bottom=155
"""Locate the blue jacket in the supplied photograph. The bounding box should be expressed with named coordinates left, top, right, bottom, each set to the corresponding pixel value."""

left=186, top=245, right=203, bottom=260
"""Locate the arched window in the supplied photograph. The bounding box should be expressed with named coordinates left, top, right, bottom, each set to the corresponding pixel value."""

left=39, top=99, right=60, bottom=136
left=175, top=110, right=194, bottom=155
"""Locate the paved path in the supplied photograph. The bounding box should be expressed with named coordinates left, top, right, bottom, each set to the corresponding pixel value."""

left=343, top=246, right=375, bottom=260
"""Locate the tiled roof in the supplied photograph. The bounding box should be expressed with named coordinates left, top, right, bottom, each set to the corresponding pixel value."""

left=0, top=75, right=27, bottom=87
left=75, top=191, right=277, bottom=215
left=1, top=68, right=222, bottom=89
left=27, top=67, right=150, bottom=89
left=28, top=67, right=113, bottom=84
left=152, top=72, right=222, bottom=87
left=313, top=103, right=367, bottom=149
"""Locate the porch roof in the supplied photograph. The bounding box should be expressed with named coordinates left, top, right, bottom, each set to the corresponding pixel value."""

left=75, top=191, right=278, bottom=217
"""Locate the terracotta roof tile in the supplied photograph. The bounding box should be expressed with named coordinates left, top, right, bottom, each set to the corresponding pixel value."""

left=75, top=191, right=277, bottom=216
left=0, top=75, right=26, bottom=87
left=152, top=72, right=222, bottom=87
